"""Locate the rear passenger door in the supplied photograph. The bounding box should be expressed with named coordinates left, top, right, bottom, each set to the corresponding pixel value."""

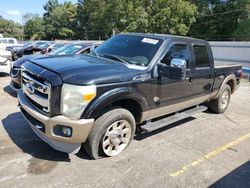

left=190, top=43, right=213, bottom=99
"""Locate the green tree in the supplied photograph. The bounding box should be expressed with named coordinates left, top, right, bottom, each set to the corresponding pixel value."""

left=233, top=19, right=250, bottom=40
left=24, top=16, right=45, bottom=40
left=0, top=18, right=22, bottom=40
left=147, top=0, right=197, bottom=35
left=189, top=0, right=250, bottom=40
left=43, top=0, right=77, bottom=40
left=76, top=0, right=197, bottom=39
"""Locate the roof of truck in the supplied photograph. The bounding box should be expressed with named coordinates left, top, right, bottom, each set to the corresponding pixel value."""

left=121, top=33, right=207, bottom=44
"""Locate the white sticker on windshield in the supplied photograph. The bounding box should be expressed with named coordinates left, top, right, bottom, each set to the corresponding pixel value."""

left=74, top=46, right=82, bottom=48
left=142, top=38, right=159, bottom=45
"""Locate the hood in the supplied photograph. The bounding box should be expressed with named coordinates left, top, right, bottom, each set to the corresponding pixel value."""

left=30, top=55, right=144, bottom=85
left=14, top=55, right=41, bottom=67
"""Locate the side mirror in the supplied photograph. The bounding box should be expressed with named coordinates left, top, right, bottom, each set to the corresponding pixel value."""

left=170, top=58, right=187, bottom=80
left=170, top=58, right=187, bottom=69
left=157, top=58, right=187, bottom=80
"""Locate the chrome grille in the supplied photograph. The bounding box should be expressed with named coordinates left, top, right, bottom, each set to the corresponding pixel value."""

left=21, top=71, right=51, bottom=113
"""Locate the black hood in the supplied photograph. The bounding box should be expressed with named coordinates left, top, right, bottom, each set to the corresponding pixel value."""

left=14, top=55, right=40, bottom=67
left=29, top=55, right=144, bottom=85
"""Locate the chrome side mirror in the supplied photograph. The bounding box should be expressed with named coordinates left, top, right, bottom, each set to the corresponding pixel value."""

left=170, top=58, right=187, bottom=69
left=170, top=58, right=187, bottom=80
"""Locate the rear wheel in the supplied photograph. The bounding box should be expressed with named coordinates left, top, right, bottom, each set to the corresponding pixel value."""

left=84, top=108, right=136, bottom=159
left=208, top=84, right=231, bottom=114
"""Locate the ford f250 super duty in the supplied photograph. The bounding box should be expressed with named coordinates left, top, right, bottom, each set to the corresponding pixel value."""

left=17, top=33, right=242, bottom=159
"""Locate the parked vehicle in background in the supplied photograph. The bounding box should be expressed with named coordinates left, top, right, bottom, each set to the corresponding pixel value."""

left=0, top=49, right=12, bottom=59
left=14, top=41, right=52, bottom=60
left=5, top=44, right=24, bottom=52
left=0, top=43, right=26, bottom=60
left=40, top=43, right=65, bottom=54
left=17, top=33, right=242, bottom=159
left=0, top=38, right=18, bottom=50
left=11, top=42, right=32, bottom=61
left=10, top=41, right=102, bottom=90
left=0, top=56, right=11, bottom=74
left=49, top=42, right=102, bottom=55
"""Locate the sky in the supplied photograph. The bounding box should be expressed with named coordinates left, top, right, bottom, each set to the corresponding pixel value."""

left=0, top=0, right=77, bottom=23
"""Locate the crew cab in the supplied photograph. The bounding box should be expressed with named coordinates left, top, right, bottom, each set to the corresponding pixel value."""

left=17, top=33, right=242, bottom=159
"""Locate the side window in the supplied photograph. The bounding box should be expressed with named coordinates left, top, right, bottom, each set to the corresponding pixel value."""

left=2, top=39, right=7, bottom=43
left=81, top=48, right=90, bottom=54
left=161, top=44, right=191, bottom=67
left=8, top=39, right=15, bottom=44
left=193, top=45, right=210, bottom=67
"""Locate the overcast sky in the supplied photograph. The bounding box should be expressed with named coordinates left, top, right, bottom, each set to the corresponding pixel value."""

left=0, top=0, right=77, bottom=23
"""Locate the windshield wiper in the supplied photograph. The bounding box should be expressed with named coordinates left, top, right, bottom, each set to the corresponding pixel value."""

left=101, top=54, right=129, bottom=64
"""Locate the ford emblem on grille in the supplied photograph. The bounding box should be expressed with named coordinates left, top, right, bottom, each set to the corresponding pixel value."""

left=26, top=83, right=35, bottom=94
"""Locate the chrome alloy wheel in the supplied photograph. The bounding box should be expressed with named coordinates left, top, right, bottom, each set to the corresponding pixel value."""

left=220, top=89, right=230, bottom=110
left=102, top=120, right=132, bottom=157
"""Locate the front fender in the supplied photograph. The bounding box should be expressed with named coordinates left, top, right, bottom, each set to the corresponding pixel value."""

left=82, top=87, right=149, bottom=119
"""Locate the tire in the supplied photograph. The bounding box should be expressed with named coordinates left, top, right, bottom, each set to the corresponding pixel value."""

left=208, top=84, right=231, bottom=114
left=84, top=108, right=136, bottom=159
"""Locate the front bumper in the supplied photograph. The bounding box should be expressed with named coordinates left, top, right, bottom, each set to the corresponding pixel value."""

left=18, top=90, right=94, bottom=153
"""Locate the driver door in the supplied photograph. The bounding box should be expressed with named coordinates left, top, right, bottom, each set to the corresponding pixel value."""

left=149, top=42, right=195, bottom=118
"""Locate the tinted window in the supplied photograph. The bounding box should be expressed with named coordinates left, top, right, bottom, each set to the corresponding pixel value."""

left=81, top=47, right=90, bottom=54
left=161, top=44, right=191, bottom=67
left=52, top=43, right=64, bottom=50
left=95, top=35, right=163, bottom=67
left=193, top=45, right=210, bottom=67
left=8, top=39, right=15, bottom=44
left=0, top=39, right=7, bottom=43
left=49, top=44, right=83, bottom=55
left=33, top=42, right=47, bottom=48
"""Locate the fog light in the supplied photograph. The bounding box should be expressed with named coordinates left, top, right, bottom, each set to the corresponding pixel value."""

left=53, top=125, right=73, bottom=138
left=62, top=127, right=72, bottom=137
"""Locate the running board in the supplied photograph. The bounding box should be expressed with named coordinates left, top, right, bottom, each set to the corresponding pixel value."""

left=141, top=106, right=208, bottom=133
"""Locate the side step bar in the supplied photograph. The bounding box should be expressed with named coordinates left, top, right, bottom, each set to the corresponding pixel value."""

left=141, top=105, right=208, bottom=133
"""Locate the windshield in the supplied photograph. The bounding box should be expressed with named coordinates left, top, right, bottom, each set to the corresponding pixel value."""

left=94, top=35, right=163, bottom=67
left=49, top=44, right=83, bottom=55
left=52, top=43, right=64, bottom=50
left=39, top=42, right=51, bottom=48
left=33, top=42, right=49, bottom=48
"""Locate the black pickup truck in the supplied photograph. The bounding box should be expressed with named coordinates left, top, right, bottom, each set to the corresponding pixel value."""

left=18, top=33, right=242, bottom=159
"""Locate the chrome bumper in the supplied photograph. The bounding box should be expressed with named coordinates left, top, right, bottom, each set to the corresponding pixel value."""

left=18, top=90, right=94, bottom=153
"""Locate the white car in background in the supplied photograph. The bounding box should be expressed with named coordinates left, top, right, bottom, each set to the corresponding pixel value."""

left=0, top=56, right=11, bottom=74
left=0, top=38, right=18, bottom=50
left=0, top=49, right=11, bottom=59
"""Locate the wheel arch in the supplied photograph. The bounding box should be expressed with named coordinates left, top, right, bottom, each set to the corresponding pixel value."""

left=82, top=87, right=148, bottom=123
left=212, top=74, right=236, bottom=99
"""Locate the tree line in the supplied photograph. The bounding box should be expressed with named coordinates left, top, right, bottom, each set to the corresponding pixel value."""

left=1, top=0, right=250, bottom=41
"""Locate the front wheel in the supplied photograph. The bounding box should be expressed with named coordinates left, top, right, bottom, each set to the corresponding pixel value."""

left=208, top=84, right=231, bottom=114
left=84, top=108, right=136, bottom=159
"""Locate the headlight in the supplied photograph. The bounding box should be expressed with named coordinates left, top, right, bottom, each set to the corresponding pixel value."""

left=61, top=84, right=96, bottom=119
